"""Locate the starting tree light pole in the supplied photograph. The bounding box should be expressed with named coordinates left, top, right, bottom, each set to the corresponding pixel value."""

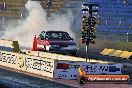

left=46, top=0, right=52, bottom=17
left=81, top=3, right=99, bottom=62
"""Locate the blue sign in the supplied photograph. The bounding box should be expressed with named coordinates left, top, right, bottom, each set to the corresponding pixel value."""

left=109, top=66, right=120, bottom=72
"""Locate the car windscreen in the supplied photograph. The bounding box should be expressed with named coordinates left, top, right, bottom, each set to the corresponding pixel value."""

left=46, top=32, right=72, bottom=40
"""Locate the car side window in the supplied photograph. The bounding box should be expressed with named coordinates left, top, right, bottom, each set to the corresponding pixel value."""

left=39, top=31, right=45, bottom=40
left=58, top=33, right=63, bottom=39
left=52, top=33, right=58, bottom=39
left=45, top=32, right=72, bottom=40
left=62, top=32, right=71, bottom=40
left=46, top=32, right=52, bottom=39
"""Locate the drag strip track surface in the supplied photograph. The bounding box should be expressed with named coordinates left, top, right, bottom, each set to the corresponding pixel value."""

left=0, top=67, right=132, bottom=88
left=0, top=67, right=76, bottom=88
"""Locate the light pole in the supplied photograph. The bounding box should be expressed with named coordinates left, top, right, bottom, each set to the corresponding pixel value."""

left=3, top=1, right=6, bottom=26
left=118, top=18, right=122, bottom=42
left=126, top=33, right=128, bottom=42
left=105, top=20, right=108, bottom=40
left=46, top=0, right=52, bottom=17
left=18, top=12, right=23, bottom=24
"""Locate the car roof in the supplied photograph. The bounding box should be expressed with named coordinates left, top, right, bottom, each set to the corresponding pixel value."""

left=46, top=31, right=67, bottom=33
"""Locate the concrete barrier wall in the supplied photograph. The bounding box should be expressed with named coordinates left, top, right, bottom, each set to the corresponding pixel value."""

left=0, top=39, right=19, bottom=52
left=21, top=49, right=86, bottom=61
left=0, top=39, right=13, bottom=48
left=0, top=50, right=123, bottom=79
left=21, top=49, right=110, bottom=63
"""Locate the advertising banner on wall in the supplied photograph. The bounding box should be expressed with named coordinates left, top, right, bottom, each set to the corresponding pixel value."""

left=0, top=50, right=123, bottom=80
left=76, top=74, right=130, bottom=84
left=0, top=51, right=20, bottom=69
left=0, top=50, right=55, bottom=78
left=54, top=61, right=123, bottom=79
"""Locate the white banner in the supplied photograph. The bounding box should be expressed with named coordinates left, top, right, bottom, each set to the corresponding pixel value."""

left=0, top=50, right=55, bottom=78
left=54, top=61, right=123, bottom=79
left=0, top=51, right=19, bottom=69
left=40, top=58, right=55, bottom=78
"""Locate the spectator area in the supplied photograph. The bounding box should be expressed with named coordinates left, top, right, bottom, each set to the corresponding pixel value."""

left=0, top=0, right=66, bottom=19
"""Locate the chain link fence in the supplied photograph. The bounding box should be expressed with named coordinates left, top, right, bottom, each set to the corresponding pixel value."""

left=96, top=32, right=132, bottom=42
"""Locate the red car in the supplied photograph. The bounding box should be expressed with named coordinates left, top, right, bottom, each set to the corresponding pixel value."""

left=37, top=31, right=77, bottom=56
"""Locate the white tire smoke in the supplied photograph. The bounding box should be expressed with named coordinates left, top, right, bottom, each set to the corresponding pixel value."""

left=2, top=0, right=75, bottom=49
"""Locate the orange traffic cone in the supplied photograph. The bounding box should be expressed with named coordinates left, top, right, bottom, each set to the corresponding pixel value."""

left=32, top=35, right=38, bottom=51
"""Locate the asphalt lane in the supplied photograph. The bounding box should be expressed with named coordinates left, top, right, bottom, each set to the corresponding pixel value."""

left=0, top=65, right=132, bottom=88
left=0, top=67, right=77, bottom=88
left=0, top=51, right=132, bottom=88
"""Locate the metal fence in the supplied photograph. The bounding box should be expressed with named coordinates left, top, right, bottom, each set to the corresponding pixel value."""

left=96, top=32, right=132, bottom=42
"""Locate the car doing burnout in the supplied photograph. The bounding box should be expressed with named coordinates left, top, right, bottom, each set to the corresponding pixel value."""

left=37, top=31, right=77, bottom=56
